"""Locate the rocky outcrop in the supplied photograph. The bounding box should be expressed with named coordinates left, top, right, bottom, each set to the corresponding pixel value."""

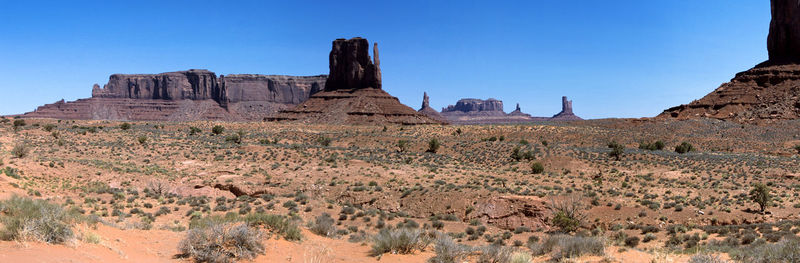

left=466, top=195, right=550, bottom=231
left=417, top=92, right=447, bottom=123
left=442, top=98, right=505, bottom=115
left=550, top=96, right=583, bottom=121
left=22, top=70, right=326, bottom=121
left=508, top=103, right=532, bottom=117
left=324, top=38, right=381, bottom=91
left=269, top=37, right=444, bottom=125
left=659, top=64, right=800, bottom=122
left=768, top=0, right=800, bottom=64
left=659, top=0, right=800, bottom=123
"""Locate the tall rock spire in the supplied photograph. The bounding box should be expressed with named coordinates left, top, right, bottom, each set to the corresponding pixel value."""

left=421, top=92, right=430, bottom=109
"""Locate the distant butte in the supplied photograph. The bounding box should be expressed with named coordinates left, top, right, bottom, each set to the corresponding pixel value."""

left=436, top=96, right=580, bottom=124
left=659, top=0, right=800, bottom=123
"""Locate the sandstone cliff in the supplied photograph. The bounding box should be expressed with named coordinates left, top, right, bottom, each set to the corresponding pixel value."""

left=23, top=70, right=326, bottom=121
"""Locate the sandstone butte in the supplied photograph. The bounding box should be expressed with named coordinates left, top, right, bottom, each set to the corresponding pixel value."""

left=436, top=96, right=582, bottom=124
left=659, top=0, right=800, bottom=123
left=267, top=38, right=444, bottom=125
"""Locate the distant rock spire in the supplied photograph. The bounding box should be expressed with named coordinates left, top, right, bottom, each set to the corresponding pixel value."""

left=561, top=96, right=573, bottom=114
left=515, top=103, right=521, bottom=112
left=422, top=92, right=430, bottom=108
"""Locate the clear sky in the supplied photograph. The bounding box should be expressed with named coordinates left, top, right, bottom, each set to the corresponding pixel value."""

left=0, top=1, right=771, bottom=119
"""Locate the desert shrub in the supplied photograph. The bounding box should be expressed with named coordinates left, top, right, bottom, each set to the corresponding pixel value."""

left=0, top=196, right=79, bottom=244
left=317, top=136, right=332, bottom=146
left=478, top=244, right=514, bottom=263
left=137, top=136, right=147, bottom=145
left=607, top=141, right=624, bottom=160
left=370, top=228, right=431, bottom=257
left=794, top=144, right=800, bottom=154
left=509, top=252, right=532, bottom=263
left=11, top=141, right=29, bottom=158
left=212, top=125, right=225, bottom=135
left=428, top=234, right=471, bottom=263
left=624, top=236, right=640, bottom=247
left=675, top=142, right=694, bottom=154
left=549, top=195, right=585, bottom=233
left=189, top=126, right=202, bottom=135
left=397, top=140, right=409, bottom=152
left=178, top=222, right=264, bottom=263
left=427, top=138, right=441, bottom=153
left=42, top=124, right=56, bottom=132
left=729, top=238, right=800, bottom=263
left=530, top=162, right=544, bottom=174
left=189, top=213, right=302, bottom=241
left=225, top=133, right=242, bottom=144
left=12, top=119, right=25, bottom=131
left=530, top=234, right=605, bottom=260
left=119, top=122, right=131, bottom=130
left=688, top=253, right=728, bottom=263
left=639, top=140, right=665, bottom=151
left=309, top=213, right=336, bottom=238
left=749, top=183, right=770, bottom=213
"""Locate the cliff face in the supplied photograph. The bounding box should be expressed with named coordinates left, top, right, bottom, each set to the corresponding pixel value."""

left=24, top=69, right=327, bottom=121
left=768, top=0, right=800, bottom=64
left=441, top=98, right=505, bottom=115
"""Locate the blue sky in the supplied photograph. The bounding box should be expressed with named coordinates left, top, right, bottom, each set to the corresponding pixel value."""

left=0, top=1, right=770, bottom=118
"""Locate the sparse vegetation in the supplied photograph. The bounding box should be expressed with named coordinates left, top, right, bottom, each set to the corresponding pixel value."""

left=0, top=196, right=80, bottom=244
left=608, top=141, right=624, bottom=160
left=178, top=222, right=264, bottom=263
left=427, top=138, right=441, bottom=153
left=370, top=228, right=431, bottom=257
left=212, top=125, right=225, bottom=135
left=749, top=183, right=770, bottom=214
left=11, top=141, right=29, bottom=158
left=675, top=142, right=695, bottom=154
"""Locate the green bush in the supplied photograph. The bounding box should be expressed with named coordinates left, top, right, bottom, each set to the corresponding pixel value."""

left=794, top=144, right=800, bottom=154
left=749, top=183, right=771, bottom=213
left=639, top=140, right=665, bottom=151
left=397, top=140, right=409, bottom=152
left=317, top=137, right=332, bottom=146
left=12, top=119, right=25, bottom=131
left=189, top=127, right=202, bottom=135
left=0, top=196, right=80, bottom=244
left=549, top=196, right=585, bottom=233
left=675, top=142, right=694, bottom=154
left=137, top=136, right=147, bottom=145
left=211, top=125, right=225, bottom=135
left=119, top=123, right=131, bottom=130
left=428, top=234, right=471, bottom=263
left=42, top=124, right=57, bottom=132
left=178, top=222, right=264, bottom=263
left=427, top=138, right=441, bottom=153
left=531, top=162, right=545, bottom=174
left=607, top=141, right=624, bottom=160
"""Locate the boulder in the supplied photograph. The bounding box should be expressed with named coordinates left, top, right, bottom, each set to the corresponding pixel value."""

left=467, top=195, right=550, bottom=231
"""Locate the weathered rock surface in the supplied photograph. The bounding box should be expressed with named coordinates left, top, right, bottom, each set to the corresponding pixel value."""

left=270, top=37, right=443, bottom=125
left=22, top=70, right=326, bottom=121
left=550, top=96, right=583, bottom=121
left=417, top=92, right=447, bottom=123
left=441, top=98, right=505, bottom=116
left=659, top=64, right=800, bottom=122
left=324, top=37, right=381, bottom=91
left=768, top=0, right=800, bottom=64
left=466, top=195, right=550, bottom=231
left=660, top=0, right=800, bottom=123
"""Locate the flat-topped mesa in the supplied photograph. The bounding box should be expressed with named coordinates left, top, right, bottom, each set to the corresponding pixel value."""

left=768, top=0, right=800, bottom=64
left=324, top=37, right=382, bottom=91
left=92, top=69, right=224, bottom=103
left=442, top=98, right=504, bottom=113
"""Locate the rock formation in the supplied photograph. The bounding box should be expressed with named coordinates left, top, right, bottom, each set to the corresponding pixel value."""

left=659, top=0, right=800, bottom=123
left=417, top=92, right=447, bottom=123
left=269, top=38, right=443, bottom=125
left=768, top=0, right=800, bottom=64
left=550, top=96, right=583, bottom=121
left=508, top=103, right=532, bottom=117
left=466, top=195, right=550, bottom=231
left=324, top=38, right=381, bottom=91
left=22, top=70, right=326, bottom=121
left=441, top=98, right=505, bottom=116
